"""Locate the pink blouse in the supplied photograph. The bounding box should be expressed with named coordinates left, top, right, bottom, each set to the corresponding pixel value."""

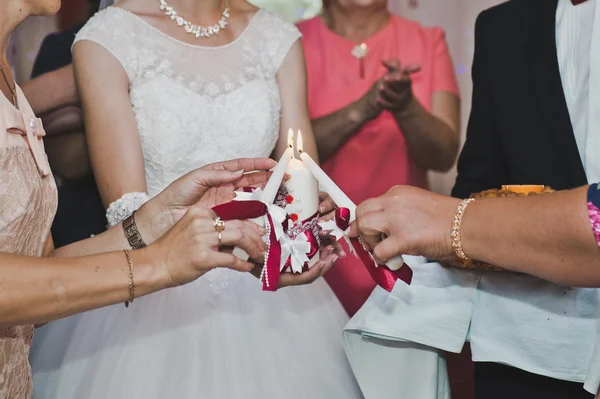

left=298, top=15, right=460, bottom=316
left=0, top=87, right=57, bottom=399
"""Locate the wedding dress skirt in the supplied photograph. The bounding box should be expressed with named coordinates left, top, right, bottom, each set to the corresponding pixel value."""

left=31, top=270, right=361, bottom=398
left=29, top=8, right=362, bottom=398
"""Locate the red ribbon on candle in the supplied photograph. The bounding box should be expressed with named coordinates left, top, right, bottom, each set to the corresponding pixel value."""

left=212, top=200, right=282, bottom=291
left=282, top=212, right=321, bottom=273
left=335, top=208, right=413, bottom=291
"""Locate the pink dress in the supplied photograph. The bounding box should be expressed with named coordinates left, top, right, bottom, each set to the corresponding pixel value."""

left=0, top=87, right=57, bottom=399
left=298, top=15, right=460, bottom=316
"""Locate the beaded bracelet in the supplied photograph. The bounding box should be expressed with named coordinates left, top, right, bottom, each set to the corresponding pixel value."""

left=450, top=198, right=475, bottom=261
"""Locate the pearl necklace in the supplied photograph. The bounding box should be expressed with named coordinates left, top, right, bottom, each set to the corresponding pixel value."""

left=159, top=0, right=230, bottom=39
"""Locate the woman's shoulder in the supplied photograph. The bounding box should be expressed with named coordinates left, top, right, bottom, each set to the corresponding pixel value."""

left=391, top=15, right=446, bottom=51
left=75, top=7, right=137, bottom=46
left=390, top=14, right=446, bottom=42
left=295, top=15, right=321, bottom=39
left=254, top=8, right=301, bottom=39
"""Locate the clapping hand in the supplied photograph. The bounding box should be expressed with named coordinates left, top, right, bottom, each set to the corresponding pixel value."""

left=376, top=59, right=420, bottom=112
left=359, top=59, right=421, bottom=121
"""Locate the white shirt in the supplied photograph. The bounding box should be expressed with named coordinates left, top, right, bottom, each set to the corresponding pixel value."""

left=345, top=0, right=600, bottom=388
left=560, top=0, right=600, bottom=394
left=556, top=0, right=595, bottom=170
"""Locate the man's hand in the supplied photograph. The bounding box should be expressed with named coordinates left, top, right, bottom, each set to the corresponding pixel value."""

left=350, top=186, right=459, bottom=264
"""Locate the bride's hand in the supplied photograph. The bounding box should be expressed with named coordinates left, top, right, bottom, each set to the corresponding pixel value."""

left=318, top=192, right=337, bottom=222
left=149, top=206, right=267, bottom=287
left=249, top=244, right=342, bottom=288
left=138, top=158, right=276, bottom=243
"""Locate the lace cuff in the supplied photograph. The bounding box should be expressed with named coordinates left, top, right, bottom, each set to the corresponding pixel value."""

left=106, top=192, right=151, bottom=228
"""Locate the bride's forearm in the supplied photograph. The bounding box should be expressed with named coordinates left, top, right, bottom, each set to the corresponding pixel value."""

left=52, top=200, right=166, bottom=258
left=0, top=249, right=166, bottom=328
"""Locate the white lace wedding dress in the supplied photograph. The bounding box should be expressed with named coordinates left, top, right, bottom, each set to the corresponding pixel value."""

left=29, top=8, right=362, bottom=399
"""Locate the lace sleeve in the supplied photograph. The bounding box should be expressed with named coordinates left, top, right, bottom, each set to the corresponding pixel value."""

left=261, top=10, right=302, bottom=72
left=106, top=192, right=150, bottom=228
left=588, top=183, right=600, bottom=247
left=73, top=8, right=135, bottom=81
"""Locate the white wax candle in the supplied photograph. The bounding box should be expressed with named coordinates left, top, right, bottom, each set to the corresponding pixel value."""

left=300, top=151, right=405, bottom=271
left=299, top=152, right=357, bottom=222
left=262, top=147, right=293, bottom=204
left=285, top=158, right=319, bottom=221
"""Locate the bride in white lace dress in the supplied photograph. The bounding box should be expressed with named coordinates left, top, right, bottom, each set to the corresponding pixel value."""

left=29, top=1, right=362, bottom=398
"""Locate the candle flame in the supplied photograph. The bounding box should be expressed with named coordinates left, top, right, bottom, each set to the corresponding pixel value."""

left=287, top=128, right=293, bottom=148
left=297, top=130, right=303, bottom=153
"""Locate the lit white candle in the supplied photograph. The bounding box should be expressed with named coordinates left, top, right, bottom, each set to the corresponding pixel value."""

left=262, top=129, right=294, bottom=204
left=285, top=131, right=319, bottom=222
left=299, top=150, right=405, bottom=271
left=299, top=151, right=357, bottom=222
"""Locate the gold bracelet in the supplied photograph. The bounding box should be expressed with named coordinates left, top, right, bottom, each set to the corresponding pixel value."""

left=450, top=198, right=475, bottom=261
left=123, top=249, right=135, bottom=308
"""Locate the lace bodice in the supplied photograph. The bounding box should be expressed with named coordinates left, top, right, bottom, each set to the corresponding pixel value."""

left=76, top=7, right=301, bottom=197
left=0, top=87, right=57, bottom=399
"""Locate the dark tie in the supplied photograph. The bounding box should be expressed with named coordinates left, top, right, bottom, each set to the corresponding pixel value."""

left=572, top=0, right=588, bottom=4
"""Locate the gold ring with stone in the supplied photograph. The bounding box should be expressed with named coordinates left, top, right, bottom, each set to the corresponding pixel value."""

left=213, top=217, right=226, bottom=232
left=218, top=232, right=223, bottom=248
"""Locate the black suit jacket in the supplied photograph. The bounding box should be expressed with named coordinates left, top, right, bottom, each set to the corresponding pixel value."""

left=452, top=0, right=588, bottom=199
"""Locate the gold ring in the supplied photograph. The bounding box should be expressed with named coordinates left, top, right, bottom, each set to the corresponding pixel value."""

left=218, top=232, right=223, bottom=248
left=213, top=217, right=226, bottom=232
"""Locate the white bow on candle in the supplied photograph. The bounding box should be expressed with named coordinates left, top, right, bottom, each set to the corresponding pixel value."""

left=318, top=220, right=357, bottom=256
left=280, top=233, right=311, bottom=274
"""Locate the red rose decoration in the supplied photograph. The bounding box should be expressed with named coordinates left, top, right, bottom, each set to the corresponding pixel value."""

left=290, top=213, right=299, bottom=222
left=285, top=195, right=294, bottom=204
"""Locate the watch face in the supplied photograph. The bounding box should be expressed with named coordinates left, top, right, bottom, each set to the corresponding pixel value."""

left=248, top=0, right=322, bottom=22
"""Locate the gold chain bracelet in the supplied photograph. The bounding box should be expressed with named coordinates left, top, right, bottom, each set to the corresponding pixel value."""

left=123, top=249, right=135, bottom=308
left=450, top=198, right=475, bottom=260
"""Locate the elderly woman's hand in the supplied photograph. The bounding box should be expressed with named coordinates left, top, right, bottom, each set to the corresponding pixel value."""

left=376, top=59, right=421, bottom=112
left=138, top=158, right=276, bottom=244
